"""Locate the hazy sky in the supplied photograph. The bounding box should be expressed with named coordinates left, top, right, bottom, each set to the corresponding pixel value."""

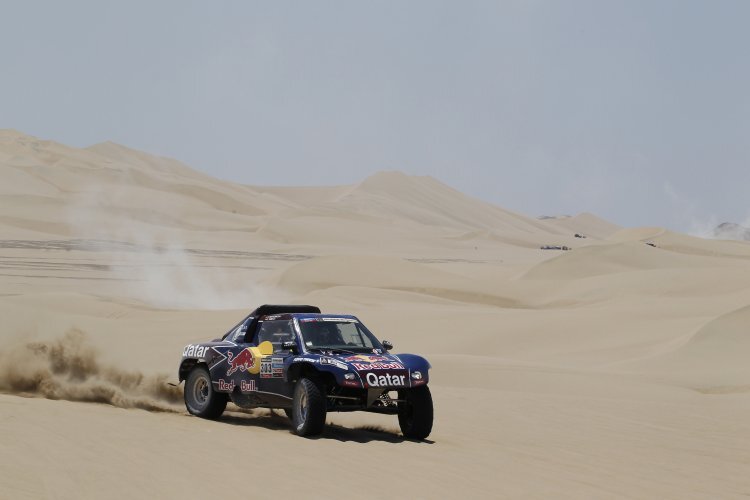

left=2, top=1, right=749, bottom=231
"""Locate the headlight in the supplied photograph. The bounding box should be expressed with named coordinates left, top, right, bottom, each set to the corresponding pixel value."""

left=344, top=373, right=356, bottom=380
left=411, top=371, right=423, bottom=380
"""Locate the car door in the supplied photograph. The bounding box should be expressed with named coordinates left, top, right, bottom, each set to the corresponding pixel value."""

left=210, top=316, right=265, bottom=398
left=253, top=319, right=296, bottom=404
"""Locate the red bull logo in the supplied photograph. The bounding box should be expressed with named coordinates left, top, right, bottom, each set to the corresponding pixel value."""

left=218, top=379, right=235, bottom=391
left=240, top=380, right=256, bottom=392
left=352, top=362, right=404, bottom=371
left=226, top=348, right=256, bottom=375
left=344, top=355, right=389, bottom=363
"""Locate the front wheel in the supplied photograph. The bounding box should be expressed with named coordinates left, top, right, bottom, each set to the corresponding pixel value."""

left=398, top=385, right=433, bottom=440
left=184, top=366, right=227, bottom=419
left=292, top=378, right=326, bottom=436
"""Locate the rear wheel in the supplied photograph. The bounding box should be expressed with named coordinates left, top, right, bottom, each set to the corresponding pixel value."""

left=184, top=366, right=227, bottom=419
left=292, top=378, right=326, bottom=436
left=398, top=385, right=433, bottom=439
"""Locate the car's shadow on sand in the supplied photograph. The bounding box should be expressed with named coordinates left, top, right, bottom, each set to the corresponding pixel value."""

left=213, top=409, right=434, bottom=444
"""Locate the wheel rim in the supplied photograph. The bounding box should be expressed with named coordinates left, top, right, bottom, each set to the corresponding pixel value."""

left=193, top=375, right=209, bottom=407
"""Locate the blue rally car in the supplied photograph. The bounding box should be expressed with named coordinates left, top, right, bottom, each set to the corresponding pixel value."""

left=178, top=305, right=433, bottom=439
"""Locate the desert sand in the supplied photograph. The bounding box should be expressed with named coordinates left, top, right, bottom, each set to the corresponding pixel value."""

left=1, top=129, right=750, bottom=499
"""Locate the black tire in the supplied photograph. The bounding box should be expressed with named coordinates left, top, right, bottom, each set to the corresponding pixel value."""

left=398, top=385, right=433, bottom=440
left=291, top=378, right=326, bottom=436
left=283, top=408, right=293, bottom=420
left=184, top=366, right=227, bottom=419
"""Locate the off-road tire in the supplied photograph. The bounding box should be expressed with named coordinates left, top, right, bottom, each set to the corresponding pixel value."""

left=292, top=378, right=326, bottom=436
left=184, top=366, right=227, bottom=419
left=398, top=385, right=433, bottom=439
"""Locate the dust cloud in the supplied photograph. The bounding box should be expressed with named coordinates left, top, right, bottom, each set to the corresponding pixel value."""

left=0, top=329, right=182, bottom=412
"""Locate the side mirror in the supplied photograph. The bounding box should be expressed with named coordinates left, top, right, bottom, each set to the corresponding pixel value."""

left=382, top=340, right=393, bottom=351
left=282, top=341, right=298, bottom=354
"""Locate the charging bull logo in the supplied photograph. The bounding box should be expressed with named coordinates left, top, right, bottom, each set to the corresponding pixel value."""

left=226, top=348, right=256, bottom=376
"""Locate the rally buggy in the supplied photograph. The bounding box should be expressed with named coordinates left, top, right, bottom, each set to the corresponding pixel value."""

left=178, top=305, right=433, bottom=439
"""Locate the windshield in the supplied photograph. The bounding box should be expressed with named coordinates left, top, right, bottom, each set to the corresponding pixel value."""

left=298, top=318, right=383, bottom=353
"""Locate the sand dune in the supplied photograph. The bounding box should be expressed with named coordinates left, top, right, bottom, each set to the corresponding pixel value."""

left=540, top=212, right=621, bottom=239
left=521, top=240, right=725, bottom=281
left=2, top=131, right=750, bottom=499
left=635, top=303, right=750, bottom=388
left=272, top=254, right=520, bottom=307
